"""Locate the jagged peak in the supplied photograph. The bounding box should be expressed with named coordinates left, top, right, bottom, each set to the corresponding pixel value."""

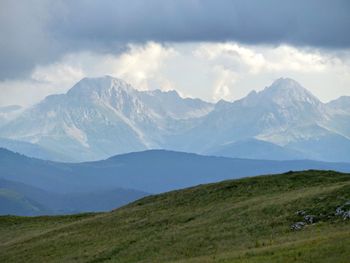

left=67, top=76, right=135, bottom=97
left=264, top=78, right=309, bottom=94
left=270, top=77, right=302, bottom=87
left=233, top=78, right=322, bottom=109
left=260, top=78, right=320, bottom=103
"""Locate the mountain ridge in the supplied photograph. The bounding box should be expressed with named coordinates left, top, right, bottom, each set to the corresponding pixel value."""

left=0, top=76, right=349, bottom=162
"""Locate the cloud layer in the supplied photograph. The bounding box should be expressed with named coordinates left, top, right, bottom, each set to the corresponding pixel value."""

left=1, top=0, right=350, bottom=79
left=1, top=42, right=350, bottom=107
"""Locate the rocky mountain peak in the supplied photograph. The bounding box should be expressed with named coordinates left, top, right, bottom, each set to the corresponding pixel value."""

left=66, top=76, right=135, bottom=99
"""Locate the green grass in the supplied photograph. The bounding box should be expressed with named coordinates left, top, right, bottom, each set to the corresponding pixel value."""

left=0, top=170, right=349, bottom=262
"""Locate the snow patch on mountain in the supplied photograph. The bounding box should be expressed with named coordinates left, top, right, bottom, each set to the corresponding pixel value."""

left=63, top=123, right=89, bottom=148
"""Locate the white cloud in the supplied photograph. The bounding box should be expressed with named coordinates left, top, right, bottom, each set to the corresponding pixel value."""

left=1, top=41, right=350, bottom=107
left=212, top=66, right=237, bottom=101
left=114, top=42, right=177, bottom=90
left=194, top=43, right=266, bottom=74
left=0, top=42, right=177, bottom=107
left=194, top=43, right=332, bottom=74
left=32, top=62, right=85, bottom=87
left=264, top=46, right=328, bottom=72
left=193, top=42, right=350, bottom=101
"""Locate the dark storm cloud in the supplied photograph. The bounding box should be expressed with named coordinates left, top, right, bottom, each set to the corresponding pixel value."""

left=1, top=0, right=349, bottom=80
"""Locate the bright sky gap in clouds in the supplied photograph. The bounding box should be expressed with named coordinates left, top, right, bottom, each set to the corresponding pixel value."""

left=1, top=0, right=350, bottom=106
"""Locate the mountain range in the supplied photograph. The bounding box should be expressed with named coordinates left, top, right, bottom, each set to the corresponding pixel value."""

left=0, top=76, right=349, bottom=162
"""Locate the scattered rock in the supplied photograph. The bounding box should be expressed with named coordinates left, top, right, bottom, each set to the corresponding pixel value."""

left=304, top=215, right=316, bottom=224
left=292, top=200, right=350, bottom=230
left=343, top=211, right=350, bottom=220
left=296, top=210, right=306, bottom=216
left=291, top=222, right=305, bottom=231
left=335, top=207, right=344, bottom=216
left=335, top=201, right=350, bottom=219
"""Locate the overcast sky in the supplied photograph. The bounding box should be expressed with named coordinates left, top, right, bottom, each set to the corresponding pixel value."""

left=1, top=0, right=350, bottom=106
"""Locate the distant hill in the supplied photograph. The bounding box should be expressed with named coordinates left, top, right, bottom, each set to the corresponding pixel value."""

left=1, top=148, right=350, bottom=195
left=0, top=178, right=148, bottom=216
left=0, top=178, right=52, bottom=215
left=1, top=170, right=349, bottom=262
left=0, top=187, right=49, bottom=216
left=206, top=138, right=304, bottom=160
left=0, top=138, right=69, bottom=161
left=2, top=147, right=350, bottom=215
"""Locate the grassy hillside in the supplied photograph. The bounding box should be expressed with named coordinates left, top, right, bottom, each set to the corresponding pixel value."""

left=0, top=170, right=350, bottom=262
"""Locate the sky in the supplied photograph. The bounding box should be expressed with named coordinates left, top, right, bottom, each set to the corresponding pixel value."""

left=1, top=0, right=350, bottom=107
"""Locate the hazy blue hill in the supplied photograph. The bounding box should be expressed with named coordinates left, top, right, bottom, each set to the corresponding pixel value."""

left=0, top=138, right=69, bottom=161
left=206, top=138, right=304, bottom=160
left=68, top=150, right=350, bottom=193
left=287, top=132, right=350, bottom=162
left=0, top=177, right=148, bottom=216
left=2, top=147, right=350, bottom=215
left=58, top=189, right=148, bottom=213
left=0, top=178, right=71, bottom=215
left=0, top=188, right=50, bottom=216
left=0, top=148, right=75, bottom=192
left=2, top=148, right=350, bottom=196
